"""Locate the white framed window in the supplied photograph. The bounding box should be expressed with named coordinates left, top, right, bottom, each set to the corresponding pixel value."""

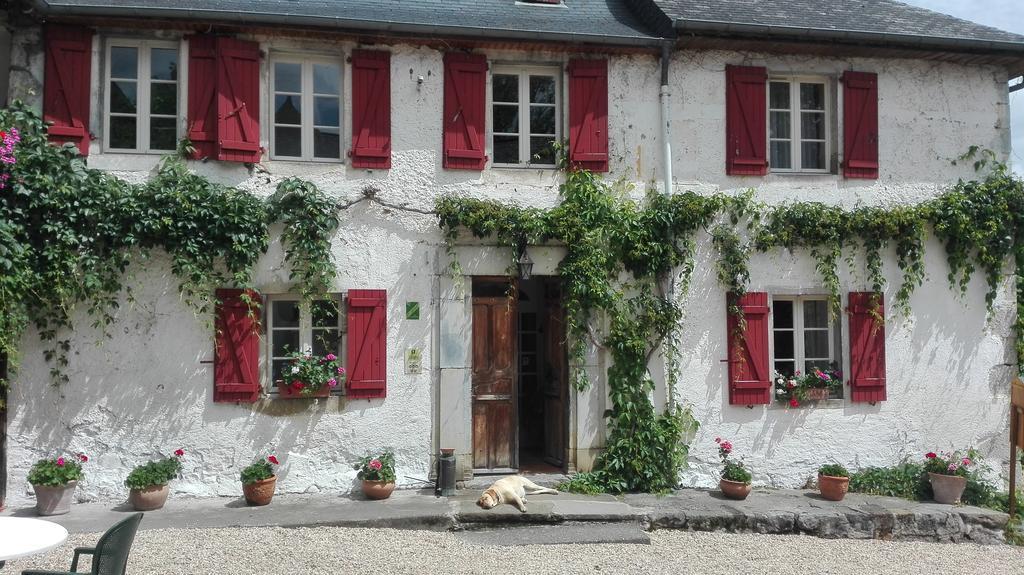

left=768, top=78, right=830, bottom=173
left=266, top=295, right=346, bottom=392
left=104, top=39, right=180, bottom=153
left=490, top=66, right=560, bottom=168
left=770, top=296, right=841, bottom=380
left=270, top=57, right=342, bottom=161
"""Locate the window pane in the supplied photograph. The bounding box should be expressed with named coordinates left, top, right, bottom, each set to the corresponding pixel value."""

left=801, top=141, right=826, bottom=170
left=529, top=75, right=555, bottom=104
left=272, top=330, right=300, bottom=357
left=804, top=330, right=830, bottom=359
left=774, top=360, right=795, bottom=377
left=150, top=83, right=177, bottom=116
left=110, top=81, right=138, bottom=114
left=312, top=329, right=340, bottom=357
left=771, top=141, right=792, bottom=170
left=312, top=300, right=339, bottom=327
left=530, top=136, right=555, bottom=165
left=493, top=74, right=519, bottom=103
left=110, top=47, right=138, bottom=79
left=769, top=82, right=789, bottom=109
left=800, top=83, right=825, bottom=111
left=493, top=105, right=519, bottom=134
left=773, top=330, right=795, bottom=360
left=108, top=116, right=136, bottom=149
left=529, top=106, right=555, bottom=135
left=520, top=333, right=537, bottom=352
left=149, top=117, right=177, bottom=151
left=803, top=300, right=828, bottom=328
left=272, top=300, right=301, bottom=327
left=801, top=112, right=825, bottom=140
left=275, top=127, right=302, bottom=157
left=805, top=359, right=832, bottom=373
left=493, top=135, right=519, bottom=164
left=272, top=359, right=291, bottom=384
left=773, top=300, right=793, bottom=329
left=769, top=111, right=790, bottom=139
left=314, top=97, right=340, bottom=127
left=275, top=95, right=302, bottom=125
left=313, top=64, right=340, bottom=95
left=313, top=127, right=340, bottom=159
left=275, top=62, right=302, bottom=93
left=150, top=48, right=178, bottom=81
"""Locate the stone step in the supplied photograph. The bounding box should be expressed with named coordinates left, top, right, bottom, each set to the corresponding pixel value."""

left=454, top=521, right=650, bottom=546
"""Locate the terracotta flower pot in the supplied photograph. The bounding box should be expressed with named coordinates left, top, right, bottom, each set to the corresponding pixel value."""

left=805, top=388, right=831, bottom=401
left=33, top=480, right=78, bottom=516
left=362, top=480, right=395, bottom=500
left=242, top=475, right=277, bottom=506
left=818, top=474, right=850, bottom=501
left=129, top=484, right=170, bottom=511
left=928, top=472, right=967, bottom=505
left=277, top=382, right=331, bottom=399
left=719, top=478, right=751, bottom=500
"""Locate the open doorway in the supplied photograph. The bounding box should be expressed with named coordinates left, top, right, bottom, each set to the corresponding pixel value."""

left=471, top=276, right=568, bottom=474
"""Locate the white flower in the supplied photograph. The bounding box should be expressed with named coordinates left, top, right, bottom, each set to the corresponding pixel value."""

left=291, top=366, right=300, bottom=374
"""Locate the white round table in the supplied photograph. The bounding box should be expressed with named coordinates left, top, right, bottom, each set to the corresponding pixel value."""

left=0, top=517, right=69, bottom=567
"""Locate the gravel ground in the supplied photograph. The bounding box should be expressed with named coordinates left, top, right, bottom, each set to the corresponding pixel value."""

left=6, top=526, right=1024, bottom=575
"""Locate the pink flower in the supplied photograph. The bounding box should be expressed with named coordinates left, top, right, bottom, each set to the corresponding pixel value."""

left=268, top=455, right=280, bottom=465
left=714, top=437, right=721, bottom=444
left=962, top=458, right=971, bottom=466
left=327, top=378, right=338, bottom=387
left=77, top=453, right=88, bottom=463
left=795, top=370, right=801, bottom=376
left=325, top=353, right=337, bottom=361
left=337, top=367, right=346, bottom=375
left=369, top=459, right=383, bottom=471
left=947, top=463, right=958, bottom=472
left=174, top=449, right=185, bottom=457
left=57, top=457, right=65, bottom=466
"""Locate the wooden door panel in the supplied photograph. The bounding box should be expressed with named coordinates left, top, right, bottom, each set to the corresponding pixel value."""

left=472, top=292, right=516, bottom=470
left=472, top=401, right=513, bottom=470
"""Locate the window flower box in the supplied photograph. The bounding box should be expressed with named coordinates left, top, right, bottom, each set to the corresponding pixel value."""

left=277, top=380, right=331, bottom=399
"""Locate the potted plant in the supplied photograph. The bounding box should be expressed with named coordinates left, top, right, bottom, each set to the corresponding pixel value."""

left=355, top=450, right=396, bottom=500
left=27, top=453, right=88, bottom=516
left=773, top=367, right=842, bottom=407
left=277, top=348, right=345, bottom=399
left=241, top=455, right=280, bottom=506
left=715, top=438, right=751, bottom=500
left=817, top=463, right=850, bottom=501
left=124, top=448, right=185, bottom=511
left=924, top=450, right=974, bottom=504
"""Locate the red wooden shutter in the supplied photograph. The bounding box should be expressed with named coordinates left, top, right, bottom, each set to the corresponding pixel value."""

left=186, top=35, right=218, bottom=160
left=213, top=288, right=261, bottom=403
left=568, top=59, right=609, bottom=173
left=442, top=53, right=487, bottom=170
left=842, top=71, right=879, bottom=179
left=346, top=289, right=387, bottom=399
left=725, top=65, right=767, bottom=176
left=216, top=38, right=261, bottom=163
left=350, top=50, right=391, bottom=169
left=848, top=292, right=886, bottom=403
left=43, top=25, right=93, bottom=155
left=726, top=292, right=771, bottom=405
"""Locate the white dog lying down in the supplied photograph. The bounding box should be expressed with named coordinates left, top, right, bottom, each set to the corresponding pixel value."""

left=476, top=475, right=560, bottom=512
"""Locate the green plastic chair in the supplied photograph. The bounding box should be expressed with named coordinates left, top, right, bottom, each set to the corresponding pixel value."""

left=22, top=513, right=143, bottom=575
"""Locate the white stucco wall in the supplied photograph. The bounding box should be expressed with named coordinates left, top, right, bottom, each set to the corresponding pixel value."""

left=3, top=22, right=1016, bottom=505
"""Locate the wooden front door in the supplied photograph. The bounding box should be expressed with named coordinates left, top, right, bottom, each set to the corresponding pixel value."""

left=471, top=282, right=517, bottom=471
left=542, top=283, right=568, bottom=468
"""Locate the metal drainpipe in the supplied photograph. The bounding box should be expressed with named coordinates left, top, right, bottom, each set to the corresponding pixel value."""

left=660, top=41, right=676, bottom=409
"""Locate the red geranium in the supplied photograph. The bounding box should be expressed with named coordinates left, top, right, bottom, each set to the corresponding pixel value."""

left=268, top=455, right=280, bottom=465
left=789, top=398, right=800, bottom=408
left=925, top=452, right=937, bottom=459
left=174, top=449, right=185, bottom=457
left=77, top=453, right=88, bottom=463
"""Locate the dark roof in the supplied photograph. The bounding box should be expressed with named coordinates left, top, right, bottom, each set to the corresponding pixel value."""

left=36, top=0, right=663, bottom=45
left=650, top=0, right=1024, bottom=47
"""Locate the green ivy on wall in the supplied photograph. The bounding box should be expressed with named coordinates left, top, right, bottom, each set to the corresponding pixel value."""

left=0, top=102, right=339, bottom=385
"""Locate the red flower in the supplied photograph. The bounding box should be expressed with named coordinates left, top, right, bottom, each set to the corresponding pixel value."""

left=77, top=453, right=88, bottom=463
left=174, top=449, right=185, bottom=457
left=1, top=131, right=7, bottom=140
left=925, top=452, right=937, bottom=459
left=789, top=399, right=800, bottom=408
left=369, top=459, right=383, bottom=471
left=714, top=437, right=721, bottom=444
left=786, top=382, right=795, bottom=390
left=291, top=381, right=304, bottom=391
left=56, top=457, right=65, bottom=466
left=268, top=455, right=280, bottom=465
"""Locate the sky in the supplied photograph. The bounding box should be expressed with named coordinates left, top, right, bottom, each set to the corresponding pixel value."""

left=899, top=0, right=1023, bottom=174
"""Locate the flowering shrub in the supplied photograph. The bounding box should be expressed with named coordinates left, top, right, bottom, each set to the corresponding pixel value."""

left=124, top=449, right=185, bottom=490
left=0, top=128, right=20, bottom=189
left=27, top=453, right=88, bottom=487
left=715, top=437, right=751, bottom=484
left=240, top=455, right=280, bottom=485
left=355, top=450, right=396, bottom=482
left=773, top=367, right=842, bottom=406
left=924, top=449, right=977, bottom=477
left=280, top=347, right=345, bottom=396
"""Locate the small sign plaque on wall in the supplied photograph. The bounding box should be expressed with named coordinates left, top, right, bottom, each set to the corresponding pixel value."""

left=405, top=348, right=422, bottom=375
left=406, top=302, right=420, bottom=320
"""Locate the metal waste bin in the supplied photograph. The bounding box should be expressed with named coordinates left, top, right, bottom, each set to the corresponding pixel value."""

left=436, top=448, right=456, bottom=497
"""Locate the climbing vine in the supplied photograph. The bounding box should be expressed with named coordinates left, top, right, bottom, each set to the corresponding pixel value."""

left=437, top=150, right=1024, bottom=494
left=0, top=102, right=339, bottom=384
